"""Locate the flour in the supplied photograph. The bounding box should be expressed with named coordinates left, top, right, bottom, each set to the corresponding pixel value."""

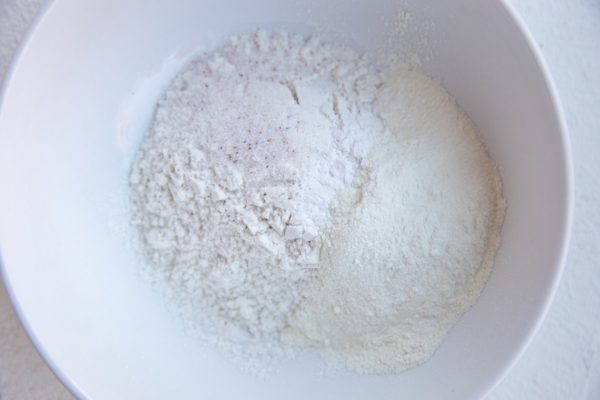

left=282, top=68, right=506, bottom=373
left=129, top=31, right=382, bottom=371
left=130, top=30, right=505, bottom=375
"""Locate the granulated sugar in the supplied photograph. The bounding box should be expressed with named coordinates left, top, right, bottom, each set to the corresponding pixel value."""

left=129, top=31, right=505, bottom=375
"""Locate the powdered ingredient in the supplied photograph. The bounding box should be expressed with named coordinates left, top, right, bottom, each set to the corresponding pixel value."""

left=129, top=31, right=505, bottom=375
left=129, top=31, right=383, bottom=370
left=282, top=68, right=505, bottom=373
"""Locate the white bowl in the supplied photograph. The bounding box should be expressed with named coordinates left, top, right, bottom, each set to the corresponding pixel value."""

left=0, top=0, right=571, bottom=399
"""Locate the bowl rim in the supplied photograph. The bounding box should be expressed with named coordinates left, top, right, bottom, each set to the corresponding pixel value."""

left=0, top=1, right=573, bottom=399
left=477, top=0, right=573, bottom=397
left=0, top=3, right=92, bottom=398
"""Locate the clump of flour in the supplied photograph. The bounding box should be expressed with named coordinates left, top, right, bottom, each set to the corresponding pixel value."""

left=129, top=30, right=505, bottom=375
left=129, top=31, right=383, bottom=372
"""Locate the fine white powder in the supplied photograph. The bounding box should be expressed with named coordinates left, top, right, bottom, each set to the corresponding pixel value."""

left=130, top=31, right=505, bottom=375
left=129, top=31, right=383, bottom=370
left=282, top=68, right=506, bottom=373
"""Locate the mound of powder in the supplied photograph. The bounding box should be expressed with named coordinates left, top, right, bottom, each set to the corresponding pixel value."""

left=129, top=31, right=383, bottom=370
left=282, top=69, right=506, bottom=373
left=129, top=30, right=505, bottom=375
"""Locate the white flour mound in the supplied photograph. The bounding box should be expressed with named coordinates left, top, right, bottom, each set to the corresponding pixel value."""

left=130, top=30, right=505, bottom=375
left=129, top=31, right=382, bottom=372
left=282, top=68, right=506, bottom=373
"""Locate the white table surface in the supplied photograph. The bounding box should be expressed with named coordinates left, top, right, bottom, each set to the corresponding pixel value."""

left=1, top=0, right=599, bottom=399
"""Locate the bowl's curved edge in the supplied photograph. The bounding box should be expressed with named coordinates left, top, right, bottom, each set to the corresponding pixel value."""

left=480, top=0, right=574, bottom=398
left=0, top=1, right=88, bottom=399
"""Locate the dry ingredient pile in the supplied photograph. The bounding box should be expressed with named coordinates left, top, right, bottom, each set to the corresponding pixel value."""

left=129, top=31, right=506, bottom=375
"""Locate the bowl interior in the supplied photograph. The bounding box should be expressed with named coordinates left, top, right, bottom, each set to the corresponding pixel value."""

left=0, top=0, right=570, bottom=399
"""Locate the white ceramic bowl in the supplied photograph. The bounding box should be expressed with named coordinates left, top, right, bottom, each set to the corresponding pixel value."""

left=0, top=0, right=571, bottom=399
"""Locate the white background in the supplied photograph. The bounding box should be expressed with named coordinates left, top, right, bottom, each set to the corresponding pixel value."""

left=0, top=0, right=599, bottom=398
